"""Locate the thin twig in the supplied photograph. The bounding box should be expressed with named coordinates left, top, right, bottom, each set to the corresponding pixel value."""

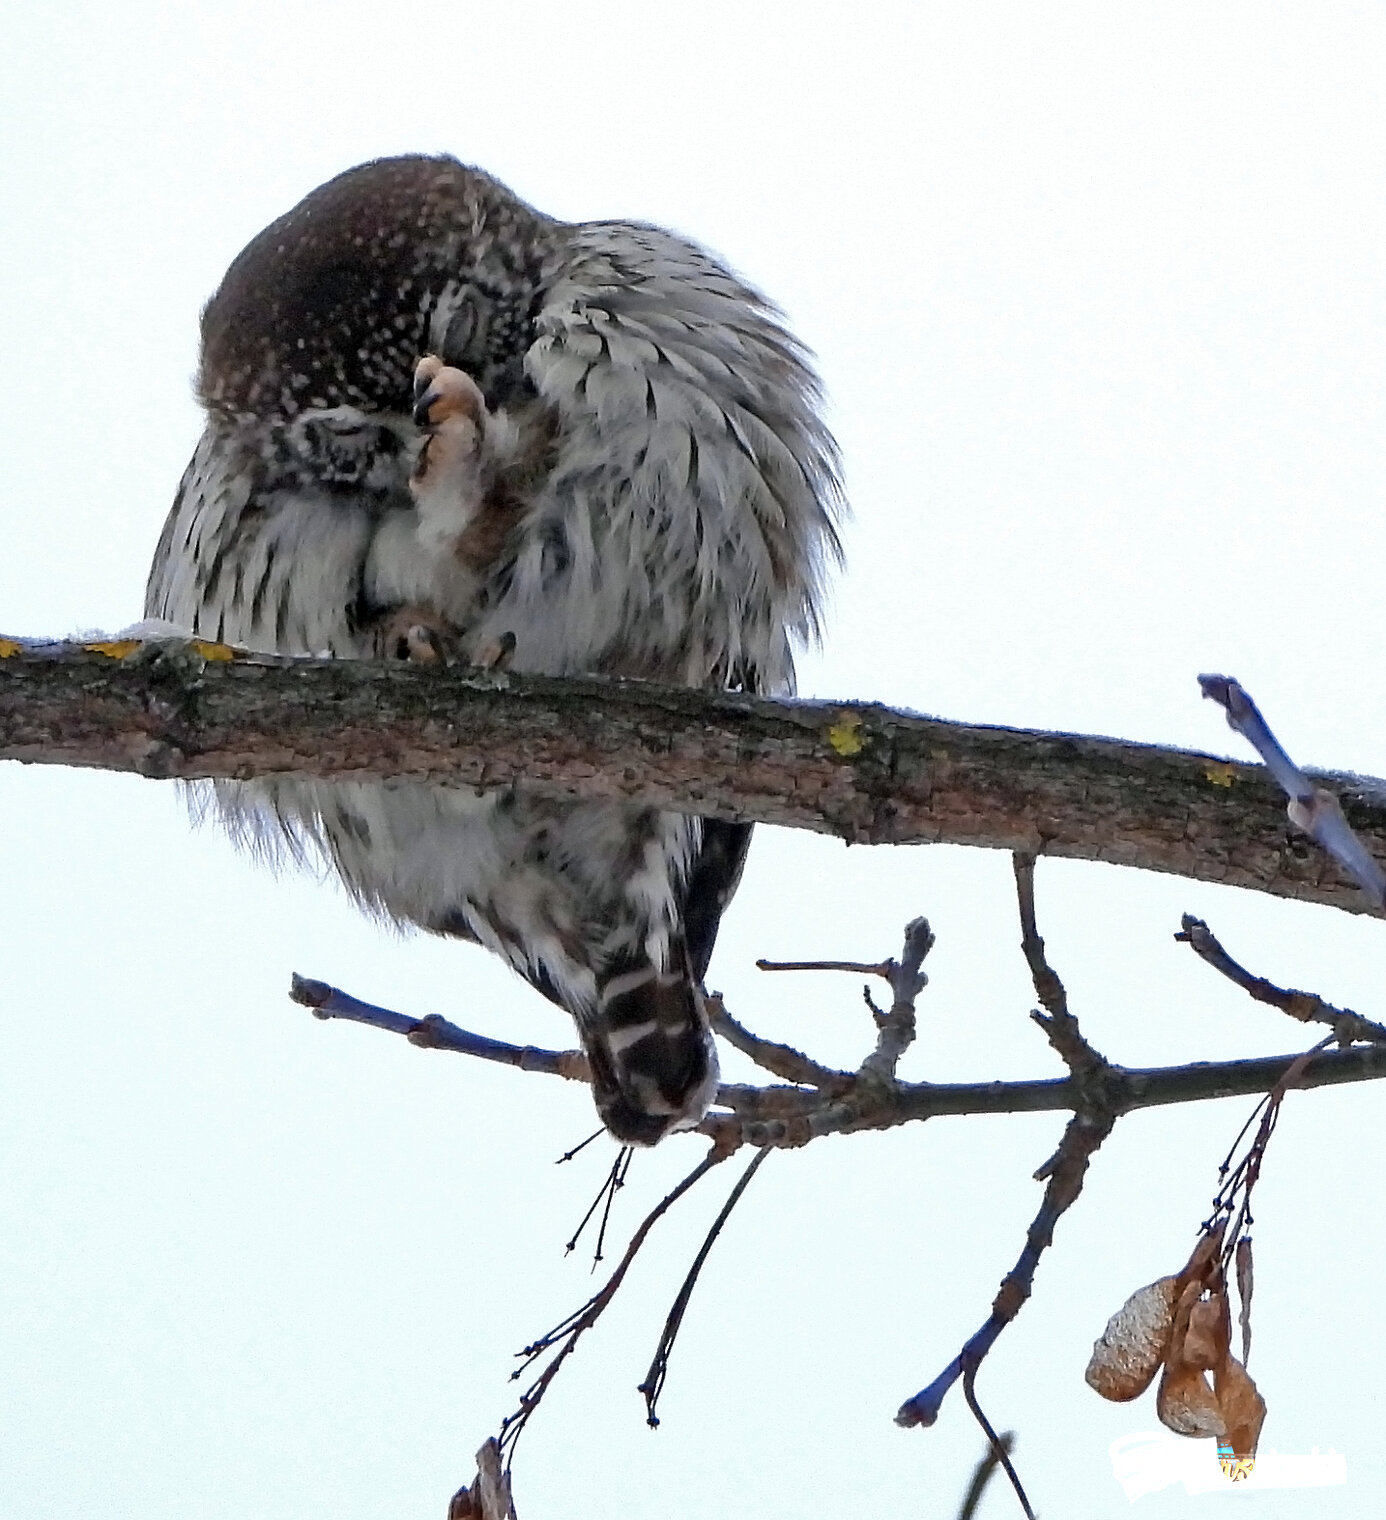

left=555, top=1128, right=605, bottom=1164
left=639, top=1146, right=772, bottom=1426
left=896, top=1109, right=1115, bottom=1428
left=955, top=1430, right=1017, bottom=1520
left=289, top=975, right=589, bottom=1079
left=563, top=1148, right=633, bottom=1264
left=499, top=1151, right=724, bottom=1462
left=592, top=1148, right=634, bottom=1267
left=1199, top=673, right=1386, bottom=910
left=707, top=995, right=849, bottom=1089
left=1175, top=915, right=1386, bottom=1044
left=897, top=873, right=1117, bottom=1429
left=756, top=957, right=893, bottom=977
left=961, top=1368, right=1035, bottom=1520
left=1013, top=853, right=1106, bottom=1077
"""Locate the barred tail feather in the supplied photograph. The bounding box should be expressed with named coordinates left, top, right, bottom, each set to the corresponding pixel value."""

left=585, top=943, right=719, bottom=1146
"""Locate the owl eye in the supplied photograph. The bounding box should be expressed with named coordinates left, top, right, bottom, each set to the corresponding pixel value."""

left=440, top=288, right=487, bottom=367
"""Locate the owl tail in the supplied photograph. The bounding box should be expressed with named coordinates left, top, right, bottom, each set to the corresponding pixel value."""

left=585, top=942, right=720, bottom=1146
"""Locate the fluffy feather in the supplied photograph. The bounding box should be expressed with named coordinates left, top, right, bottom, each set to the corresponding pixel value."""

left=146, top=155, right=843, bottom=1143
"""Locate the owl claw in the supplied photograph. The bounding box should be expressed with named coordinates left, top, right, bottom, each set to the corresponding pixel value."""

left=371, top=605, right=461, bottom=664
left=411, top=353, right=484, bottom=431
left=471, top=631, right=517, bottom=671
left=413, top=353, right=444, bottom=403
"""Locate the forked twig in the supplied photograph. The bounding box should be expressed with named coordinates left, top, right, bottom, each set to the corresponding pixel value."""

left=499, top=1150, right=724, bottom=1462
left=897, top=863, right=1116, bottom=1442
left=564, top=1147, right=634, bottom=1266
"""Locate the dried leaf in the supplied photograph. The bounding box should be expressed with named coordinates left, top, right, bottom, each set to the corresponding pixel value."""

left=1157, top=1360, right=1226, bottom=1439
left=1216, top=1355, right=1267, bottom=1460
left=1235, top=1237, right=1254, bottom=1366
left=1085, top=1276, right=1177, bottom=1401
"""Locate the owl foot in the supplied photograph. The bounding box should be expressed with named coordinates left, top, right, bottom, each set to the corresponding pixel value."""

left=371, top=605, right=462, bottom=664
left=411, top=355, right=487, bottom=507
left=471, top=631, right=517, bottom=671
left=412, top=355, right=485, bottom=446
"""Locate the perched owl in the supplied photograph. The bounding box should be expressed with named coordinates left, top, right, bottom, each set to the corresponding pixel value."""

left=147, top=155, right=842, bottom=1144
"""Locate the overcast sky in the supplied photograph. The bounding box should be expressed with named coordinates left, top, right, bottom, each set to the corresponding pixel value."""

left=4, top=4, right=1385, bottom=1517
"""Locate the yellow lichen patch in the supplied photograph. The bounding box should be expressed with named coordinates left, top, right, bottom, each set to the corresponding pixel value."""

left=1204, top=762, right=1239, bottom=788
left=827, top=712, right=865, bottom=757
left=83, top=639, right=142, bottom=659
left=190, top=639, right=237, bottom=661
left=0, top=637, right=23, bottom=658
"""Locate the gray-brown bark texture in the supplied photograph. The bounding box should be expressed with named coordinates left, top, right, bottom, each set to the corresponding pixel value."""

left=3, top=637, right=1384, bottom=918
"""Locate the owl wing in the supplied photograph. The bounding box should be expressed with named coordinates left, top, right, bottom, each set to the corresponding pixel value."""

left=147, top=419, right=389, bottom=657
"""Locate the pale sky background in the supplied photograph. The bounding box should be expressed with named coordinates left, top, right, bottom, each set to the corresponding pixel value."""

left=3, top=4, right=1385, bottom=1517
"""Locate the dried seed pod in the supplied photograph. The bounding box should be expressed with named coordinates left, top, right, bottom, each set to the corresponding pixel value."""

left=1235, top=1237, right=1254, bottom=1366
left=1175, top=1225, right=1224, bottom=1290
left=1085, top=1275, right=1177, bottom=1402
left=1156, top=1275, right=1227, bottom=1438
left=1215, top=1355, right=1267, bottom=1460
left=1156, top=1360, right=1226, bottom=1439
left=1182, top=1294, right=1229, bottom=1372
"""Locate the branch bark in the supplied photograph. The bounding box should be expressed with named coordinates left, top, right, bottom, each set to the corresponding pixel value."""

left=4, top=637, right=1385, bottom=916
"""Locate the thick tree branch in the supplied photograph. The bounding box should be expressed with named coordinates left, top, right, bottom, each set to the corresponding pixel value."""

left=4, top=637, right=1386, bottom=916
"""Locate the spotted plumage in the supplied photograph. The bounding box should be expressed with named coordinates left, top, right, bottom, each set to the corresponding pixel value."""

left=147, top=154, right=843, bottom=1143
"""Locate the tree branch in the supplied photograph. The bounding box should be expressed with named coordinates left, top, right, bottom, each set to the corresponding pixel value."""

left=288, top=972, right=1386, bottom=1131
left=4, top=637, right=1386, bottom=916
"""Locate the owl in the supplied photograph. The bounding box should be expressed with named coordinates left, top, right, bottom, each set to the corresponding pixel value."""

left=147, top=155, right=842, bottom=1144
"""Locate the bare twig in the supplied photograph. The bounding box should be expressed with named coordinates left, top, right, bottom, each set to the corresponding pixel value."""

left=564, top=1148, right=634, bottom=1265
left=499, top=1150, right=724, bottom=1462
left=1013, top=854, right=1106, bottom=1078
left=707, top=996, right=849, bottom=1089
left=1199, top=673, right=1386, bottom=910
left=961, top=1369, right=1035, bottom=1520
left=896, top=1107, right=1115, bottom=1429
left=955, top=1430, right=1017, bottom=1520
left=639, top=1146, right=772, bottom=1426
left=289, top=975, right=589, bottom=1080
left=1206, top=1042, right=1325, bottom=1274
left=858, top=916, right=934, bottom=1081
left=756, top=957, right=893, bottom=977
left=292, top=971, right=1386, bottom=1135
left=897, top=871, right=1117, bottom=1431
left=8, top=637, right=1386, bottom=917
left=1175, top=915, right=1386, bottom=1045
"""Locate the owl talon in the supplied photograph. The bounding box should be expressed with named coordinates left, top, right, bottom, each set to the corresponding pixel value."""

left=471, top=631, right=517, bottom=671
left=372, top=606, right=461, bottom=664
left=413, top=353, right=443, bottom=404
left=401, top=624, right=445, bottom=663
left=412, top=354, right=485, bottom=431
